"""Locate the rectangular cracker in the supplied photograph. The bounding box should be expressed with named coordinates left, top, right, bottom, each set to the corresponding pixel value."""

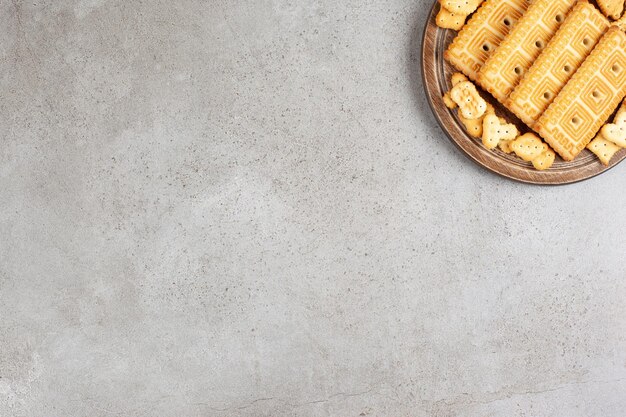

left=507, top=1, right=610, bottom=126
left=476, top=0, right=578, bottom=104
left=444, top=0, right=531, bottom=82
left=535, top=27, right=626, bottom=161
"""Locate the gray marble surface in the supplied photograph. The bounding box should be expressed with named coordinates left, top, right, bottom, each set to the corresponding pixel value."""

left=1, top=0, right=625, bottom=416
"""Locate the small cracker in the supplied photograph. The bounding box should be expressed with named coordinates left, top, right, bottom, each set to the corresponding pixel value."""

left=459, top=104, right=495, bottom=138
left=597, top=0, right=624, bottom=20
left=440, top=0, right=482, bottom=16
left=443, top=92, right=457, bottom=109
left=451, top=72, right=469, bottom=86
left=532, top=148, right=556, bottom=171
left=450, top=81, right=487, bottom=119
left=614, top=13, right=626, bottom=30
left=587, top=135, right=622, bottom=165
left=499, top=140, right=514, bottom=154
left=510, top=133, right=548, bottom=161
left=437, top=7, right=467, bottom=31
left=459, top=114, right=484, bottom=137
left=600, top=110, right=626, bottom=148
left=482, top=114, right=518, bottom=150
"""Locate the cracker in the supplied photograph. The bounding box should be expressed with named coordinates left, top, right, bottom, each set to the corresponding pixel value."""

left=535, top=27, right=626, bottom=161
left=450, top=81, right=487, bottom=119
left=459, top=103, right=495, bottom=138
left=532, top=148, right=556, bottom=171
left=507, top=1, right=610, bottom=126
left=440, top=0, right=483, bottom=16
left=476, top=0, right=577, bottom=104
left=445, top=73, right=473, bottom=111
left=600, top=107, right=626, bottom=147
left=587, top=135, right=622, bottom=165
left=482, top=114, right=518, bottom=149
left=437, top=7, right=467, bottom=31
left=444, top=0, right=531, bottom=81
left=499, top=140, right=514, bottom=153
left=510, top=133, right=548, bottom=161
left=451, top=72, right=469, bottom=86
left=443, top=92, right=457, bottom=109
left=597, top=0, right=624, bottom=20
left=459, top=114, right=484, bottom=137
left=614, top=14, right=626, bottom=30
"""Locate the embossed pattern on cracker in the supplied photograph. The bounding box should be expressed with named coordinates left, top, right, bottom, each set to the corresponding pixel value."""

left=444, top=0, right=531, bottom=81
left=476, top=0, right=577, bottom=104
left=507, top=1, right=609, bottom=127
left=535, top=27, right=626, bottom=161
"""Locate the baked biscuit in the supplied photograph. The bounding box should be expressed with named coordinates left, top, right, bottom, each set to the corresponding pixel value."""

left=601, top=101, right=626, bottom=147
left=482, top=114, right=518, bottom=149
left=510, top=133, right=549, bottom=161
left=597, top=0, right=624, bottom=20
left=437, top=7, right=467, bottom=31
left=532, top=148, right=556, bottom=170
left=444, top=0, right=531, bottom=81
left=587, top=135, right=622, bottom=165
left=507, top=1, right=610, bottom=126
left=614, top=13, right=626, bottom=30
left=535, top=27, right=626, bottom=161
left=459, top=103, right=495, bottom=138
left=450, top=81, right=488, bottom=119
left=440, top=0, right=483, bottom=16
left=476, top=0, right=577, bottom=103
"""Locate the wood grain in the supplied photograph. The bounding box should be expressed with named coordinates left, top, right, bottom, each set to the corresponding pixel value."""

left=421, top=1, right=626, bottom=185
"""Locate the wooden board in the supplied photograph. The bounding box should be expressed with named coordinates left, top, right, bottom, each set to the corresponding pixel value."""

left=421, top=1, right=626, bottom=185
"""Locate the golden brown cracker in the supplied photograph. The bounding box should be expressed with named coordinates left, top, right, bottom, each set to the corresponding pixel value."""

left=440, top=0, right=483, bottom=16
left=597, top=0, right=624, bottom=20
left=482, top=114, right=518, bottom=149
left=451, top=72, right=469, bottom=86
left=459, top=103, right=494, bottom=138
left=511, top=133, right=549, bottom=161
left=476, top=0, right=577, bottom=104
left=507, top=1, right=610, bottom=126
left=450, top=81, right=488, bottom=119
left=459, top=114, right=484, bottom=137
left=443, top=92, right=457, bottom=109
left=614, top=13, right=626, bottom=30
left=535, top=27, right=626, bottom=161
left=532, top=148, right=556, bottom=170
left=601, top=107, right=626, bottom=147
left=444, top=0, right=531, bottom=81
left=499, top=140, right=514, bottom=154
left=437, top=7, right=467, bottom=31
left=587, top=135, right=622, bottom=165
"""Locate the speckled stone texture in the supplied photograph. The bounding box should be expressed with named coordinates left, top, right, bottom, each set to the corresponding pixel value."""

left=1, top=0, right=625, bottom=416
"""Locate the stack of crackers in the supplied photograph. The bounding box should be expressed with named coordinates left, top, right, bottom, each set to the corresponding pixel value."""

left=437, top=0, right=626, bottom=168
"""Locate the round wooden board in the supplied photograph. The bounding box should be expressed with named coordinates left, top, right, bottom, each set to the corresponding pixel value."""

left=421, top=1, right=626, bottom=185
